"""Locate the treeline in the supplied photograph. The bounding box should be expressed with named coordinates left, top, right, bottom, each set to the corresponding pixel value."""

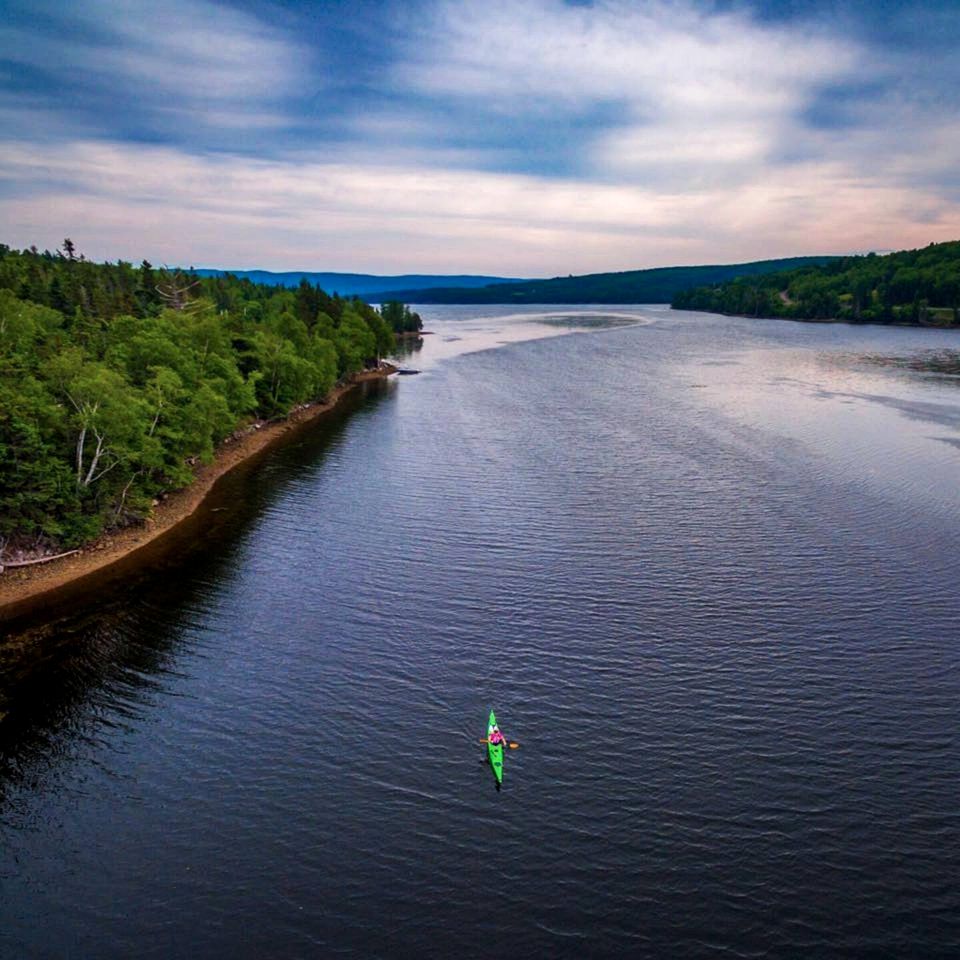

left=372, top=257, right=838, bottom=304
left=672, top=241, right=960, bottom=325
left=0, top=242, right=406, bottom=552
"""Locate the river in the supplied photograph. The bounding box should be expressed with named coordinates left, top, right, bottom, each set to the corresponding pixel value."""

left=2, top=305, right=959, bottom=958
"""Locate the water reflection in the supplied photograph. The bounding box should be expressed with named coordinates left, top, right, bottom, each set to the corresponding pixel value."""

left=390, top=304, right=657, bottom=371
left=0, top=381, right=390, bottom=805
left=0, top=591, right=190, bottom=812
left=390, top=334, right=425, bottom=363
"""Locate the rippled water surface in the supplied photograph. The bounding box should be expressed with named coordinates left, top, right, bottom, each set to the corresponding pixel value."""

left=3, top=306, right=960, bottom=958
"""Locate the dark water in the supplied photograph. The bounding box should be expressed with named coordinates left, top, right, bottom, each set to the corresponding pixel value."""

left=2, top=306, right=960, bottom=958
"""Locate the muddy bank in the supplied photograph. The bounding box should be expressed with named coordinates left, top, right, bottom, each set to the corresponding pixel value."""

left=0, top=366, right=396, bottom=624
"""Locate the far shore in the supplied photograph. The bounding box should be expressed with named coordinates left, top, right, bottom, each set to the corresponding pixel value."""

left=0, top=365, right=397, bottom=624
left=673, top=306, right=959, bottom=329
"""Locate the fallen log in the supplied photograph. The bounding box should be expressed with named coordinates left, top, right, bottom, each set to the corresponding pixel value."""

left=0, top=549, right=80, bottom=573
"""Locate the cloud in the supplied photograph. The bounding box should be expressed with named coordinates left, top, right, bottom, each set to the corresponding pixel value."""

left=399, top=0, right=852, bottom=104
left=0, top=0, right=311, bottom=140
left=0, top=0, right=957, bottom=273
left=382, top=0, right=960, bottom=210
left=390, top=0, right=861, bottom=185
left=2, top=138, right=958, bottom=274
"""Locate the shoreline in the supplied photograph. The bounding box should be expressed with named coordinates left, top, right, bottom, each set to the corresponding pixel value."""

left=0, top=365, right=397, bottom=624
left=670, top=306, right=959, bottom=329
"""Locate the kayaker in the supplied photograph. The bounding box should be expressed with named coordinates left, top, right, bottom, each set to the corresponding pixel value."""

left=489, top=726, right=506, bottom=746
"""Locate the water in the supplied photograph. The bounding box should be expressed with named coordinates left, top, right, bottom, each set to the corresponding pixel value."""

left=2, top=306, right=960, bottom=958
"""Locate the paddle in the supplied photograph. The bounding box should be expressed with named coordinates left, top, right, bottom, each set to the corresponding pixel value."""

left=479, top=739, right=520, bottom=748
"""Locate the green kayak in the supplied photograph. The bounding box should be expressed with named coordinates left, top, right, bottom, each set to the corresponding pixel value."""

left=487, top=709, right=504, bottom=784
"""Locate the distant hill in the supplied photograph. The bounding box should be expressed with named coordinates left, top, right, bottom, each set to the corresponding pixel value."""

left=192, top=269, right=525, bottom=298
left=672, top=241, right=960, bottom=325
left=371, top=257, right=839, bottom=304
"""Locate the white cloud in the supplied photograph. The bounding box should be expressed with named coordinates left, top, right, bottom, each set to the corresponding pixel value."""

left=393, top=0, right=860, bottom=185
left=1, top=139, right=957, bottom=274
left=101, top=0, right=299, bottom=99
left=0, top=0, right=310, bottom=132
left=401, top=0, right=850, bottom=102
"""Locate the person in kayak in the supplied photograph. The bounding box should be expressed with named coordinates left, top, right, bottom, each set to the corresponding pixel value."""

left=489, top=726, right=506, bottom=747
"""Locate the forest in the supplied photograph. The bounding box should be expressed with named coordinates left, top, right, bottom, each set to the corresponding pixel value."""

left=0, top=242, right=415, bottom=555
left=672, top=241, right=960, bottom=324
left=371, top=256, right=837, bottom=304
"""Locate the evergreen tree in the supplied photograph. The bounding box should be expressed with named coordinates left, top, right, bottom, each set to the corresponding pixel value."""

left=0, top=243, right=402, bottom=552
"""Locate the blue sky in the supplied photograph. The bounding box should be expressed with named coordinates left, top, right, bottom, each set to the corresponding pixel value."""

left=1, top=0, right=958, bottom=274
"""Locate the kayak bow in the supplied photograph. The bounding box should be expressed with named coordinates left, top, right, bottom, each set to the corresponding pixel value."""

left=487, top=709, right=504, bottom=784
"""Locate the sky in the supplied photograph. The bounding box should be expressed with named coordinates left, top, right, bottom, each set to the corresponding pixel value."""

left=1, top=0, right=958, bottom=275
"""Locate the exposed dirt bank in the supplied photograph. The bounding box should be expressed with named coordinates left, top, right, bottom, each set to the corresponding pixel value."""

left=0, top=365, right=396, bottom=624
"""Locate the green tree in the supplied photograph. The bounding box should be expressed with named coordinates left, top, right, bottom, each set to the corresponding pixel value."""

left=43, top=348, right=150, bottom=492
left=334, top=306, right=377, bottom=375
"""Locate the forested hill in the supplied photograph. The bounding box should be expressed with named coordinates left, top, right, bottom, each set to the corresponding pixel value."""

left=672, top=241, right=960, bottom=325
left=0, top=243, right=414, bottom=556
left=193, top=269, right=525, bottom=298
left=370, top=257, right=837, bottom=304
